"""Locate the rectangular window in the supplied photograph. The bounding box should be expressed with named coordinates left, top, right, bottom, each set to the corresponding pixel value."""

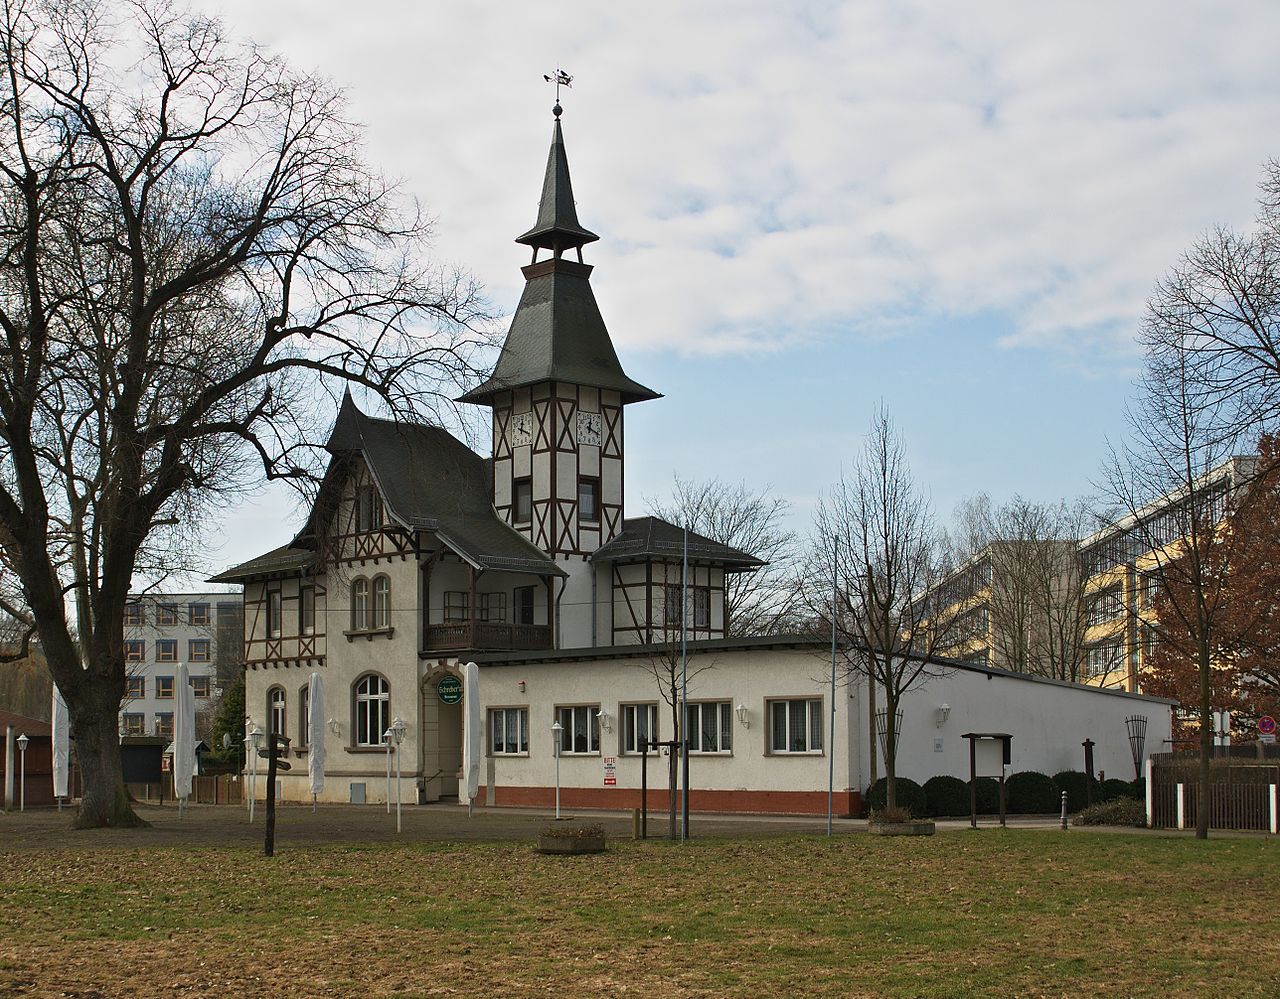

left=684, top=701, right=732, bottom=754
left=664, top=583, right=683, bottom=628
left=768, top=698, right=824, bottom=754
left=622, top=703, right=659, bottom=754
left=156, top=676, right=175, bottom=699
left=122, top=713, right=146, bottom=737
left=189, top=638, right=211, bottom=662
left=444, top=591, right=471, bottom=622
left=191, top=676, right=212, bottom=699
left=514, top=478, right=532, bottom=524
left=125, top=640, right=145, bottom=663
left=156, top=603, right=179, bottom=626
left=578, top=477, right=600, bottom=523
left=156, top=639, right=178, bottom=663
left=490, top=707, right=529, bottom=755
left=557, top=705, right=600, bottom=755
left=299, top=686, right=311, bottom=747
left=1087, top=588, right=1124, bottom=627
left=694, top=587, right=711, bottom=629
left=356, top=485, right=382, bottom=533
left=124, top=603, right=144, bottom=627
left=267, top=590, right=283, bottom=639
left=189, top=603, right=210, bottom=626
left=479, top=592, right=507, bottom=623
left=125, top=676, right=145, bottom=699
left=155, top=713, right=174, bottom=740
left=300, top=586, right=316, bottom=635
left=1086, top=643, right=1122, bottom=678
left=514, top=586, right=536, bottom=626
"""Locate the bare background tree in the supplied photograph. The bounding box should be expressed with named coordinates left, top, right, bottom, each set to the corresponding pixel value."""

left=0, top=0, right=488, bottom=826
left=803, top=406, right=955, bottom=813
left=647, top=475, right=800, bottom=636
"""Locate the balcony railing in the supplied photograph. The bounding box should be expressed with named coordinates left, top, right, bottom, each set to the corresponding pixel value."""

left=423, top=621, right=552, bottom=652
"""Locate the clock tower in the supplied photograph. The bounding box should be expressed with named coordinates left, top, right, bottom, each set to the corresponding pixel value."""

left=459, top=103, right=659, bottom=569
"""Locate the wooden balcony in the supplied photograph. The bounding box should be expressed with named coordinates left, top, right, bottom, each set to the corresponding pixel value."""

left=423, top=621, right=552, bottom=652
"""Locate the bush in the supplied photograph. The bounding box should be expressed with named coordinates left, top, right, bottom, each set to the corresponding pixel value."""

left=1072, top=797, right=1146, bottom=827
left=1005, top=771, right=1059, bottom=814
left=923, top=775, right=971, bottom=817
left=1053, top=770, right=1099, bottom=812
left=540, top=822, right=605, bottom=840
left=865, top=777, right=926, bottom=818
left=1100, top=778, right=1140, bottom=802
left=975, top=776, right=1001, bottom=815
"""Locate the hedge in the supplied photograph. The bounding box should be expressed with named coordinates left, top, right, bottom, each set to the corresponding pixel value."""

left=1053, top=770, right=1098, bottom=812
left=865, top=776, right=927, bottom=817
left=974, top=776, right=1001, bottom=815
left=922, top=775, right=970, bottom=817
left=1005, top=771, right=1059, bottom=814
left=1100, top=778, right=1141, bottom=802
left=1072, top=797, right=1146, bottom=827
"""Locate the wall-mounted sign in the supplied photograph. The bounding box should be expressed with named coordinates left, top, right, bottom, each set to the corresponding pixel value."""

left=603, top=756, right=617, bottom=786
left=437, top=676, right=463, bottom=705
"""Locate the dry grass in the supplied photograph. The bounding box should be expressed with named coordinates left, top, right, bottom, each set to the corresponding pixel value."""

left=0, top=829, right=1276, bottom=997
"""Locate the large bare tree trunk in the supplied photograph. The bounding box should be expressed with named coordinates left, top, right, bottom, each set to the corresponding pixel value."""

left=70, top=686, right=143, bottom=829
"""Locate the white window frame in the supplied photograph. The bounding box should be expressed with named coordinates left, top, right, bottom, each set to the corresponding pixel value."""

left=489, top=707, right=529, bottom=756
left=298, top=684, right=311, bottom=748
left=351, top=577, right=370, bottom=630
left=684, top=700, right=732, bottom=754
left=767, top=697, right=824, bottom=755
left=300, top=586, right=316, bottom=635
left=556, top=704, right=601, bottom=755
left=621, top=702, right=659, bottom=755
left=267, top=686, right=286, bottom=739
left=353, top=674, right=390, bottom=748
left=372, top=574, right=391, bottom=629
left=267, top=589, right=283, bottom=639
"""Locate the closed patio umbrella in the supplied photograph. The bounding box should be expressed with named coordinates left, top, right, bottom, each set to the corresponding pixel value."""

left=173, top=663, right=196, bottom=814
left=52, top=684, right=69, bottom=807
left=462, top=661, right=481, bottom=816
left=308, top=671, right=325, bottom=811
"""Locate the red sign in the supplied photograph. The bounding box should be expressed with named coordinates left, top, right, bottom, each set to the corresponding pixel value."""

left=1259, top=715, right=1276, bottom=735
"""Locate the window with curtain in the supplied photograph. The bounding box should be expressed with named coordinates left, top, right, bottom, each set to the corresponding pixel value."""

left=354, top=674, right=390, bottom=747
left=768, top=698, right=823, bottom=754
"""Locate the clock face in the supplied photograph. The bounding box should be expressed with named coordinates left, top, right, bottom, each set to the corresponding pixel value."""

left=577, top=411, right=603, bottom=447
left=509, top=412, right=534, bottom=448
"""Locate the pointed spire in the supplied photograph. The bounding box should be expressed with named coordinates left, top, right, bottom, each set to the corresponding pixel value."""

left=516, top=106, right=599, bottom=256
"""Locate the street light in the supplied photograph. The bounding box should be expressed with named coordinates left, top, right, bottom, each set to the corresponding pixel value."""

left=388, top=717, right=407, bottom=834
left=551, top=720, right=563, bottom=820
left=383, top=726, right=393, bottom=815
left=16, top=733, right=28, bottom=812
left=245, top=722, right=263, bottom=823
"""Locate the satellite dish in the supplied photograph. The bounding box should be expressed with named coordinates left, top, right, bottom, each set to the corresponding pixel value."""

left=222, top=733, right=232, bottom=750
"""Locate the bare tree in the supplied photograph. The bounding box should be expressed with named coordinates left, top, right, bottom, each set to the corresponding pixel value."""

left=804, top=406, right=954, bottom=814
left=0, top=1, right=488, bottom=826
left=647, top=475, right=800, bottom=636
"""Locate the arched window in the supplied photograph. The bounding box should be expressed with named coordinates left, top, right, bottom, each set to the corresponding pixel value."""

left=373, top=575, right=391, bottom=629
left=267, top=686, right=286, bottom=742
left=351, top=577, right=370, bottom=630
left=298, top=684, right=311, bottom=746
left=353, top=673, right=390, bottom=747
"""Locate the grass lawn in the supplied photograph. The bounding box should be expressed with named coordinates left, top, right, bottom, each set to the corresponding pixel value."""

left=0, top=827, right=1275, bottom=997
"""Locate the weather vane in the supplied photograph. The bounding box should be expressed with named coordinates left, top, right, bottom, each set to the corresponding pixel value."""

left=543, top=68, right=573, bottom=114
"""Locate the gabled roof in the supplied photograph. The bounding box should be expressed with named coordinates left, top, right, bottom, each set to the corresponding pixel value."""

left=591, top=516, right=764, bottom=571
left=211, top=396, right=565, bottom=583
left=457, top=258, right=660, bottom=405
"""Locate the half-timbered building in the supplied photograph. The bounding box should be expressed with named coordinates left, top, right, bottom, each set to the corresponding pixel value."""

left=213, top=104, right=1173, bottom=814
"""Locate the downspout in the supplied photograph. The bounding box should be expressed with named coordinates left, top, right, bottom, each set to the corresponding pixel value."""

left=555, top=573, right=569, bottom=650
left=590, top=558, right=597, bottom=647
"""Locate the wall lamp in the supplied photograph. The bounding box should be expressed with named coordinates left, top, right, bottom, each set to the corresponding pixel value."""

left=935, top=704, right=951, bottom=728
left=596, top=708, right=612, bottom=733
left=736, top=703, right=749, bottom=729
left=328, top=717, right=342, bottom=736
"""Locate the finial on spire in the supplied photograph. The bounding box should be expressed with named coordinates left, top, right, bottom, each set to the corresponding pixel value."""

left=543, top=68, right=573, bottom=113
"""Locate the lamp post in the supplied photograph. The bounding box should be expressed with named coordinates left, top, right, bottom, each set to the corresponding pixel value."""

left=246, top=723, right=263, bottom=823
left=551, top=720, right=563, bottom=819
left=16, top=733, right=28, bottom=812
left=389, top=717, right=406, bottom=834
left=383, top=726, right=393, bottom=815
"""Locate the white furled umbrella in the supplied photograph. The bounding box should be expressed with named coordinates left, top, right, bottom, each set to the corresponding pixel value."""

left=461, top=661, right=481, bottom=815
left=307, top=671, right=325, bottom=811
left=51, top=684, right=70, bottom=806
left=173, top=663, right=196, bottom=813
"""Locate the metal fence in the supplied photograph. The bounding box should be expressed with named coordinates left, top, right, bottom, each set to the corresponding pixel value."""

left=1148, top=751, right=1279, bottom=832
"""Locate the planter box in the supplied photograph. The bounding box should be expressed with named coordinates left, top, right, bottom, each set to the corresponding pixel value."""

left=537, top=835, right=607, bottom=855
left=868, top=820, right=936, bottom=837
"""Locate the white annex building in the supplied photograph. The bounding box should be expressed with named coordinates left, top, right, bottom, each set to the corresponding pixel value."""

left=213, top=105, right=1172, bottom=815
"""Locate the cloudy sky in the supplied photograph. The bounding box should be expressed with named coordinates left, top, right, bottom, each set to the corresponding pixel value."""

left=193, top=0, right=1280, bottom=582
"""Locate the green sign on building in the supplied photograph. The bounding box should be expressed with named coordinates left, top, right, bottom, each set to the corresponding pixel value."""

left=437, top=675, right=463, bottom=705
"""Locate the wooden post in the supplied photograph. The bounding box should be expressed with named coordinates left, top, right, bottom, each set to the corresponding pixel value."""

left=468, top=565, right=478, bottom=649
left=968, top=736, right=977, bottom=829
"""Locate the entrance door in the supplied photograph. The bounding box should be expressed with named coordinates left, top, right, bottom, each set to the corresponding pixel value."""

left=437, top=700, right=462, bottom=798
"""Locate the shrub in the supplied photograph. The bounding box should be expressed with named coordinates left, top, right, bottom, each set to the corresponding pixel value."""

left=923, top=775, right=971, bottom=817
left=1101, top=778, right=1140, bottom=802
left=872, top=805, right=913, bottom=824
left=865, top=777, right=926, bottom=817
left=1053, top=770, right=1098, bottom=812
left=1072, top=797, right=1146, bottom=827
left=1005, top=771, right=1059, bottom=814
left=975, top=776, right=1001, bottom=815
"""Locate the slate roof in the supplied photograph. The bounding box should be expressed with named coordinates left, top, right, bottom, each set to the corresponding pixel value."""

left=458, top=258, right=660, bottom=405
left=515, top=117, right=599, bottom=253
left=211, top=396, right=565, bottom=583
left=591, top=516, right=764, bottom=571
left=208, top=545, right=315, bottom=583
